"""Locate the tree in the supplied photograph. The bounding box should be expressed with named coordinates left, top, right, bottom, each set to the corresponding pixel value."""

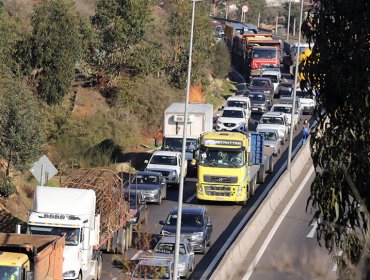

left=281, top=1, right=300, bottom=34
left=303, top=0, right=370, bottom=278
left=0, top=78, right=44, bottom=178
left=167, top=1, right=215, bottom=88
left=30, top=0, right=81, bottom=105
left=212, top=40, right=231, bottom=78
left=93, top=0, right=152, bottom=74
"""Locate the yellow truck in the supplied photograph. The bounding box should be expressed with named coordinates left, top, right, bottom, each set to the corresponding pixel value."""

left=195, top=132, right=274, bottom=205
left=0, top=233, right=65, bottom=280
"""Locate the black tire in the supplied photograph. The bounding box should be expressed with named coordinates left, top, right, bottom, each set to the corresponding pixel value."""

left=201, top=241, right=207, bottom=255
left=157, top=192, right=162, bottom=205
left=163, top=186, right=167, bottom=200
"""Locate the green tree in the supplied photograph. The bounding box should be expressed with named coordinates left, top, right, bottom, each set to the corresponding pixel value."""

left=212, top=40, right=231, bottom=78
left=93, top=0, right=152, bottom=74
left=30, top=0, right=81, bottom=105
left=168, top=1, right=215, bottom=88
left=303, top=0, right=370, bottom=278
left=0, top=78, right=44, bottom=178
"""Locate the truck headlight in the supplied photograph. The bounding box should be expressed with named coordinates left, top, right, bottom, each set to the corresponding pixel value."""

left=191, top=232, right=204, bottom=241
left=63, top=271, right=76, bottom=277
left=237, top=186, right=243, bottom=196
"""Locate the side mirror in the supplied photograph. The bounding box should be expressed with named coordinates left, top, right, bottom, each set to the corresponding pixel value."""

left=144, top=159, right=149, bottom=164
left=159, top=220, right=165, bottom=225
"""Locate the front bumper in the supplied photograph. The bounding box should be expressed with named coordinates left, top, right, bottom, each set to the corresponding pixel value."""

left=216, top=123, right=246, bottom=132
left=196, top=183, right=247, bottom=202
left=141, top=192, right=160, bottom=203
left=251, top=106, right=267, bottom=113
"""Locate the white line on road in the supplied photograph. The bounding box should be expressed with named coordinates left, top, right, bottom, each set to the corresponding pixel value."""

left=242, top=165, right=315, bottom=280
left=186, top=193, right=196, bottom=203
left=306, top=220, right=318, bottom=238
left=131, top=250, right=143, bottom=260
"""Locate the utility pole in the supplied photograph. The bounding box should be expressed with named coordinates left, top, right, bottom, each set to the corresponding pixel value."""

left=293, top=18, right=296, bottom=36
left=287, top=0, right=304, bottom=170
left=257, top=12, right=261, bottom=27
left=275, top=13, right=279, bottom=34
left=286, top=0, right=292, bottom=40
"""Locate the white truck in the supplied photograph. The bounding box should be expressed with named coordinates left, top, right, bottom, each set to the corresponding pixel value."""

left=162, top=103, right=213, bottom=161
left=28, top=168, right=135, bottom=280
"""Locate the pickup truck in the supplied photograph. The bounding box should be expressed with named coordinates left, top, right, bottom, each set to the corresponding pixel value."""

left=256, top=112, right=289, bottom=144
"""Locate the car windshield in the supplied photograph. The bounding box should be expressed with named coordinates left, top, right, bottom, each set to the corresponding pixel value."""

left=150, top=155, right=177, bottom=166
left=297, top=91, right=314, bottom=98
left=263, top=132, right=278, bottom=141
left=272, top=106, right=292, bottom=113
left=250, top=79, right=269, bottom=87
left=165, top=213, right=204, bottom=227
left=199, top=148, right=244, bottom=168
left=253, top=49, right=277, bottom=59
left=249, top=93, right=265, bottom=101
left=154, top=243, right=186, bottom=255
left=0, top=266, right=21, bottom=280
left=260, top=117, right=284, bottom=125
left=261, top=75, right=278, bottom=83
left=133, top=265, right=170, bottom=279
left=29, top=226, right=80, bottom=246
left=227, top=101, right=247, bottom=108
left=221, top=110, right=244, bottom=118
left=131, top=174, right=159, bottom=185
left=163, top=138, right=197, bottom=152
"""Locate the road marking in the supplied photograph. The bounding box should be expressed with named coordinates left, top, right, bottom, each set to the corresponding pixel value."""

left=131, top=250, right=143, bottom=260
left=242, top=165, right=315, bottom=280
left=332, top=250, right=343, bottom=271
left=306, top=219, right=319, bottom=238
left=186, top=193, right=196, bottom=203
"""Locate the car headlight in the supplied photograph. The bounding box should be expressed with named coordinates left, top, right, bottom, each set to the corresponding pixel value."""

left=161, top=230, right=173, bottom=236
left=170, top=170, right=176, bottom=177
left=191, top=232, right=204, bottom=240
left=264, top=90, right=270, bottom=94
left=63, top=271, right=76, bottom=277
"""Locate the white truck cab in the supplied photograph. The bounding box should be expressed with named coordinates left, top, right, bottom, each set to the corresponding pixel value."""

left=145, top=151, right=187, bottom=185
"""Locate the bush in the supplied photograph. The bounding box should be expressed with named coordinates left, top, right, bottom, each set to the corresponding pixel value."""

left=212, top=41, right=231, bottom=79
left=0, top=177, right=16, bottom=197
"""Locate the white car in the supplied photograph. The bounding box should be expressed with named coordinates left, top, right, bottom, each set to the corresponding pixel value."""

left=216, top=107, right=249, bottom=132
left=258, top=128, right=281, bottom=156
left=226, top=96, right=251, bottom=119
left=256, top=112, right=289, bottom=144
left=145, top=151, right=187, bottom=185
left=261, top=68, right=281, bottom=94
left=270, top=103, right=298, bottom=130
left=297, top=89, right=316, bottom=114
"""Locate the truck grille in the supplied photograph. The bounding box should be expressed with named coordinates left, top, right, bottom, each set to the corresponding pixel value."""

left=203, top=175, right=238, bottom=183
left=205, top=187, right=232, bottom=197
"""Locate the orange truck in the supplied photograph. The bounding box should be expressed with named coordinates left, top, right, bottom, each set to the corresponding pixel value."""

left=232, top=33, right=281, bottom=79
left=0, top=233, right=65, bottom=280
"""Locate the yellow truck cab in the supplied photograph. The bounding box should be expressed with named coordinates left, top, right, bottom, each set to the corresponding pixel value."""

left=196, top=131, right=274, bottom=205
left=0, top=251, right=29, bottom=280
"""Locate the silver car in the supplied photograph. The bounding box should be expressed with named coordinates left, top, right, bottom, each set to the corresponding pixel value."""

left=258, top=128, right=281, bottom=156
left=151, top=236, right=195, bottom=278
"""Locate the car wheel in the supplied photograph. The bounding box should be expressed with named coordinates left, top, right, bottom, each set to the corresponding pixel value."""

left=157, top=193, right=162, bottom=205
left=163, top=186, right=167, bottom=200
left=201, top=241, right=207, bottom=255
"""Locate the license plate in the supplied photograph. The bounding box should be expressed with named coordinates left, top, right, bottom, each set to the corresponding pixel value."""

left=252, top=108, right=258, bottom=111
left=215, top=197, right=225, bottom=201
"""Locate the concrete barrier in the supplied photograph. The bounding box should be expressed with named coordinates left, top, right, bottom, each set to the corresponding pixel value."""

left=210, top=141, right=312, bottom=280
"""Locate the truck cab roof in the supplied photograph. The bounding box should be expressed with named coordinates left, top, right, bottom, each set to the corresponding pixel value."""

left=0, top=251, right=29, bottom=266
left=152, top=150, right=181, bottom=157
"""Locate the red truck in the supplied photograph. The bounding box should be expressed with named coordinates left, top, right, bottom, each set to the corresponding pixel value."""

left=0, top=233, right=65, bottom=280
left=232, top=34, right=281, bottom=79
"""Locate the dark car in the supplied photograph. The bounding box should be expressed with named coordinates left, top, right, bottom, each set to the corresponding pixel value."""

left=278, top=81, right=295, bottom=99
left=159, top=205, right=213, bottom=254
left=236, top=83, right=249, bottom=96
left=124, top=189, right=148, bottom=229
left=249, top=91, right=268, bottom=114
left=248, top=77, right=274, bottom=104
left=129, top=171, right=167, bottom=205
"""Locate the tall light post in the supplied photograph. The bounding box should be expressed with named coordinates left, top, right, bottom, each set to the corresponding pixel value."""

left=286, top=0, right=292, bottom=40
left=173, top=1, right=201, bottom=279
left=287, top=0, right=304, bottom=170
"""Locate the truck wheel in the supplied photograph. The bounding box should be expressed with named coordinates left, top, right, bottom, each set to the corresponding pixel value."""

left=268, top=157, right=274, bottom=173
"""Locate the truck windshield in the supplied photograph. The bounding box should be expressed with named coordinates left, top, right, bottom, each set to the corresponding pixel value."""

left=0, top=266, right=20, bottom=280
left=133, top=265, right=170, bottom=279
left=163, top=138, right=197, bottom=152
left=29, top=226, right=80, bottom=246
left=253, top=49, right=277, bottom=59
left=150, top=156, right=177, bottom=166
left=199, top=148, right=244, bottom=168
left=260, top=117, right=284, bottom=125
left=261, top=75, right=278, bottom=83
left=221, top=110, right=244, bottom=118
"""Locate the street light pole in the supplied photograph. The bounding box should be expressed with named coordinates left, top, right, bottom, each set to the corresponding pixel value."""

left=286, top=0, right=292, bottom=40
left=287, top=0, right=304, bottom=170
left=173, top=0, right=200, bottom=279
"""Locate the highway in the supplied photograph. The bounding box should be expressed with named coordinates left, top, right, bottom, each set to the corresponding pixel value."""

left=100, top=101, right=314, bottom=279
left=238, top=165, right=337, bottom=280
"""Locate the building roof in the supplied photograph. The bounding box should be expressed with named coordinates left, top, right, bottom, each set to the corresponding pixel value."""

left=164, top=103, right=213, bottom=114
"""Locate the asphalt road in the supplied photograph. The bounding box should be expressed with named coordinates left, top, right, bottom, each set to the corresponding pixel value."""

left=100, top=106, right=314, bottom=280
left=243, top=167, right=337, bottom=280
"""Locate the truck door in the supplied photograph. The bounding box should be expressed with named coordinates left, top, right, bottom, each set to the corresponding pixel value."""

left=250, top=133, right=264, bottom=165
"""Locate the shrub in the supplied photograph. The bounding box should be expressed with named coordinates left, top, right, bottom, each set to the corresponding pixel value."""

left=212, top=41, right=231, bottom=79
left=0, top=177, right=16, bottom=197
